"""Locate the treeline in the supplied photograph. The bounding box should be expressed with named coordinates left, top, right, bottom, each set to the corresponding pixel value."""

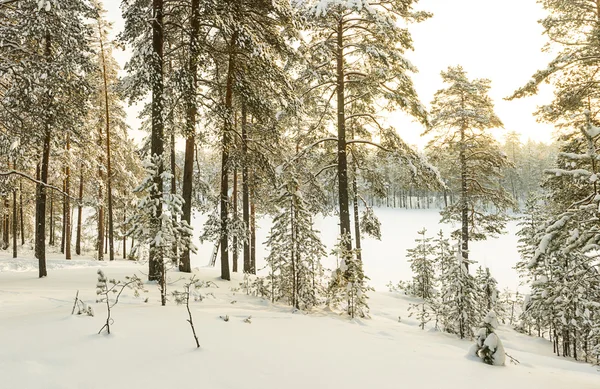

left=0, top=1, right=143, bottom=274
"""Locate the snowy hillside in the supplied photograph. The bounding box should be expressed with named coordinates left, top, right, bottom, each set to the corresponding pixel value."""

left=1, top=259, right=598, bottom=389
left=1, top=208, right=598, bottom=389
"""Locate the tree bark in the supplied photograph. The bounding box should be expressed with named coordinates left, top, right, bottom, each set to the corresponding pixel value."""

left=219, top=33, right=237, bottom=281
left=2, top=195, right=8, bottom=249
left=149, top=0, right=165, bottom=286
left=170, top=131, right=178, bottom=263
left=96, top=108, right=105, bottom=261
left=97, top=20, right=115, bottom=262
left=12, top=188, right=17, bottom=258
left=460, top=124, right=469, bottom=268
left=65, top=134, right=71, bottom=260
left=35, top=131, right=51, bottom=277
left=61, top=177, right=66, bottom=254
left=179, top=0, right=199, bottom=272
left=351, top=126, right=361, bottom=262
left=76, top=163, right=83, bottom=255
left=122, top=208, right=127, bottom=259
left=336, top=19, right=352, bottom=251
left=35, top=33, right=51, bottom=278
left=232, top=167, right=238, bottom=273
left=19, top=180, right=24, bottom=246
left=242, top=104, right=250, bottom=273
left=250, top=184, right=256, bottom=275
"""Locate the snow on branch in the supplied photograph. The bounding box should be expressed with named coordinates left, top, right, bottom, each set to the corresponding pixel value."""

left=0, top=170, right=80, bottom=201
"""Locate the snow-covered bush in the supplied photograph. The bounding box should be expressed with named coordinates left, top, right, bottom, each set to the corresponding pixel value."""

left=471, top=311, right=506, bottom=366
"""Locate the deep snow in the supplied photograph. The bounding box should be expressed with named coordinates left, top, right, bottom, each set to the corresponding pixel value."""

left=1, top=208, right=598, bottom=389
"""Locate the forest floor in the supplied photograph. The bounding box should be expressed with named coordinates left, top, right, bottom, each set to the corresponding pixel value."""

left=1, top=209, right=599, bottom=388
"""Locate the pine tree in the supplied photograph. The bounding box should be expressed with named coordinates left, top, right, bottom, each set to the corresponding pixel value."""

left=265, top=169, right=327, bottom=310
left=407, top=228, right=436, bottom=300
left=425, top=66, right=513, bottom=269
left=128, top=156, right=196, bottom=306
left=328, top=234, right=372, bottom=319
left=472, top=311, right=506, bottom=366
left=299, top=0, right=432, bottom=255
left=439, top=240, right=479, bottom=339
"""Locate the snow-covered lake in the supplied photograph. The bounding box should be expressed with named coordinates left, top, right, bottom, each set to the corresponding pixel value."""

left=189, top=207, right=522, bottom=292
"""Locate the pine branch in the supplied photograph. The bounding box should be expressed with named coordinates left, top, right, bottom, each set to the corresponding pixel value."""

left=0, top=170, right=80, bottom=201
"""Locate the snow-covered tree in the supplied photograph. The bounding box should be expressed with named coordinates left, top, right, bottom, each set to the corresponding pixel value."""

left=471, top=311, right=506, bottom=366
left=475, top=266, right=500, bottom=314
left=298, top=0, right=434, bottom=256
left=128, top=156, right=196, bottom=306
left=265, top=169, right=327, bottom=310
left=407, top=228, right=436, bottom=299
left=0, top=0, right=94, bottom=277
left=439, top=240, right=479, bottom=339
left=425, top=66, right=513, bottom=268
left=328, top=234, right=372, bottom=319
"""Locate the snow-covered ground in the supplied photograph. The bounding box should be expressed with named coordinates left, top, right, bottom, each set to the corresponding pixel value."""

left=1, top=208, right=598, bottom=389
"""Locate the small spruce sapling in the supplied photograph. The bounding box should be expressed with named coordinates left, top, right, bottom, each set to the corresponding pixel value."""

left=96, top=270, right=145, bottom=335
left=472, top=311, right=506, bottom=366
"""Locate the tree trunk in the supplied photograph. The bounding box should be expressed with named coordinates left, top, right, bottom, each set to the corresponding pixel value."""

left=65, top=134, right=72, bottom=260
left=169, top=131, right=178, bottom=264
left=2, top=196, right=8, bottom=249
left=122, top=208, right=127, bottom=259
left=336, top=19, right=352, bottom=251
left=350, top=125, right=361, bottom=262
left=76, top=163, right=83, bottom=255
left=149, top=0, right=165, bottom=287
left=460, top=124, right=469, bottom=268
left=219, top=33, right=237, bottom=281
left=98, top=20, right=115, bottom=262
left=242, top=104, right=250, bottom=273
left=49, top=189, right=54, bottom=246
left=179, top=0, right=198, bottom=272
left=12, top=188, right=17, bottom=258
left=232, top=167, right=238, bottom=273
left=19, top=180, right=24, bottom=246
left=250, top=186, right=256, bottom=275
left=35, top=128, right=51, bottom=277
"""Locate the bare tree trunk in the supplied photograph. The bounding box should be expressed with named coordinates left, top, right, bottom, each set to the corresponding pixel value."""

left=19, top=180, right=24, bottom=246
left=179, top=0, right=199, bottom=271
left=12, top=188, right=17, bottom=258
left=336, top=19, right=352, bottom=251
left=219, top=33, right=237, bottom=281
left=104, top=215, right=108, bottom=254
left=250, top=184, right=256, bottom=275
left=232, top=167, right=238, bottom=273
left=65, top=134, right=72, bottom=260
left=49, top=189, right=54, bottom=246
left=35, top=109, right=51, bottom=276
left=460, top=124, right=469, bottom=268
left=149, top=0, right=165, bottom=287
left=97, top=20, right=115, bottom=262
left=122, top=208, right=127, bottom=259
left=242, top=104, right=250, bottom=273
left=2, top=195, right=8, bottom=249
left=76, top=164, right=83, bottom=255
left=351, top=127, right=361, bottom=262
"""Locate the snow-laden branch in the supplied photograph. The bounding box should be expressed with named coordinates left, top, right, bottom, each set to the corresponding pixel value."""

left=346, top=139, right=391, bottom=152
left=0, top=170, right=79, bottom=201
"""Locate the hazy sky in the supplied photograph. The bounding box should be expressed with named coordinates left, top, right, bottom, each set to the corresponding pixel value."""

left=103, top=0, right=556, bottom=148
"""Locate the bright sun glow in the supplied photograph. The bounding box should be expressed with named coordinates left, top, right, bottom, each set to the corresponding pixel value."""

left=103, top=0, right=557, bottom=148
